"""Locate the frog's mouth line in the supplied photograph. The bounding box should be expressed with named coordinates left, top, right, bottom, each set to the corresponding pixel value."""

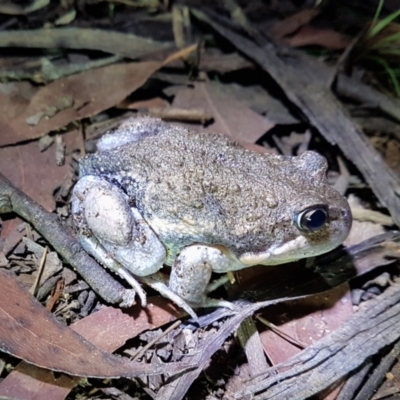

left=239, top=235, right=334, bottom=266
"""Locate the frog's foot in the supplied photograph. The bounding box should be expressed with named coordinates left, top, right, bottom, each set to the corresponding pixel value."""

left=205, top=274, right=231, bottom=294
left=78, top=235, right=148, bottom=306
left=196, top=275, right=235, bottom=310
left=119, top=288, right=139, bottom=308
left=166, top=244, right=238, bottom=315
left=139, top=273, right=235, bottom=320
left=192, top=297, right=235, bottom=311
left=139, top=273, right=199, bottom=320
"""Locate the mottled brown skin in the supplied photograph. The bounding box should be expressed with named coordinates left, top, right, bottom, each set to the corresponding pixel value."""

left=79, top=120, right=351, bottom=266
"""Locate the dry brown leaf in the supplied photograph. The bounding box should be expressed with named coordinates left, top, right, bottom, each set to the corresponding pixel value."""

left=0, top=269, right=187, bottom=378
left=269, top=9, right=321, bottom=39
left=284, top=25, right=351, bottom=50
left=120, top=97, right=168, bottom=110
left=0, top=218, right=24, bottom=256
left=0, top=130, right=78, bottom=211
left=0, top=81, right=38, bottom=121
left=269, top=9, right=350, bottom=50
left=0, top=61, right=162, bottom=146
left=0, top=297, right=183, bottom=399
left=173, top=81, right=274, bottom=142
left=232, top=261, right=352, bottom=395
left=259, top=283, right=353, bottom=363
left=163, top=43, right=197, bottom=65
left=198, top=51, right=253, bottom=73
left=72, top=297, right=184, bottom=352
left=0, top=362, right=78, bottom=400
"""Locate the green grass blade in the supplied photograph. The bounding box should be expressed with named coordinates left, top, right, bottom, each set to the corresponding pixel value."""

left=371, top=56, right=400, bottom=96
left=368, top=8, right=400, bottom=38
left=370, top=31, right=400, bottom=49
left=372, top=0, right=385, bottom=26
left=376, top=48, right=400, bottom=55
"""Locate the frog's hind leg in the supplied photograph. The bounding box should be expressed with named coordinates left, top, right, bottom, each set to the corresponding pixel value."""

left=72, top=175, right=166, bottom=306
left=169, top=245, right=235, bottom=313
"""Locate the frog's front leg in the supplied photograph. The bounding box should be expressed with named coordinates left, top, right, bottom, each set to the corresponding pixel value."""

left=170, top=245, right=235, bottom=309
left=72, top=175, right=166, bottom=306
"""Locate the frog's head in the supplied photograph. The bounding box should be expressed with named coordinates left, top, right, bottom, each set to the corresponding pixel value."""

left=239, top=151, right=352, bottom=266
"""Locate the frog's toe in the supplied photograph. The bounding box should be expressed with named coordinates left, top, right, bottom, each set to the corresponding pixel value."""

left=119, top=289, right=138, bottom=308
left=139, top=274, right=199, bottom=320
left=194, top=297, right=235, bottom=311
left=77, top=234, right=148, bottom=306
left=117, top=268, right=147, bottom=306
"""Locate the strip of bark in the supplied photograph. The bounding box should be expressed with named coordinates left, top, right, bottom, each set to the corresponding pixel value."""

left=236, top=281, right=400, bottom=399
left=0, top=28, right=171, bottom=59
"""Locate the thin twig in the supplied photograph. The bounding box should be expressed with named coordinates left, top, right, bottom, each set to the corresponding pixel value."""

left=132, top=320, right=182, bottom=361
left=30, top=246, right=48, bottom=296
left=256, top=315, right=308, bottom=349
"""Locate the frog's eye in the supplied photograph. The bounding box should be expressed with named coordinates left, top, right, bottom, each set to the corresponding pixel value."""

left=295, top=206, right=327, bottom=232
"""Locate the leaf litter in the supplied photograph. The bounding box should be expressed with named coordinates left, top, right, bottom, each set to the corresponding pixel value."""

left=0, top=61, right=164, bottom=146
left=0, top=1, right=399, bottom=400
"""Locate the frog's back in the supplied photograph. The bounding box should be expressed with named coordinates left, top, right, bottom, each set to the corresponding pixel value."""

left=79, top=124, right=329, bottom=263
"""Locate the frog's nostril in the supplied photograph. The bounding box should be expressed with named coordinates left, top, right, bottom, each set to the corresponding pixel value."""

left=340, top=208, right=352, bottom=222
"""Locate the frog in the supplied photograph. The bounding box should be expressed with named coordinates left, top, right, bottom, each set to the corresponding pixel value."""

left=71, top=117, right=352, bottom=319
